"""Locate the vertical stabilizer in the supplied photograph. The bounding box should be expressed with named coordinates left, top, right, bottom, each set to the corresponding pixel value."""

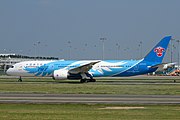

left=143, top=36, right=171, bottom=63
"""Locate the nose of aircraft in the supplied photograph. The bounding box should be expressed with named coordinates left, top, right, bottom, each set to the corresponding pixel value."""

left=6, top=68, right=13, bottom=75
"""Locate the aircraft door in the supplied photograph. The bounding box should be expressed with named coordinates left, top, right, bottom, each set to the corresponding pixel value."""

left=17, top=64, right=23, bottom=71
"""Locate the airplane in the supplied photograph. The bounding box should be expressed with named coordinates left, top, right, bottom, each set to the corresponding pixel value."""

left=6, top=36, right=171, bottom=83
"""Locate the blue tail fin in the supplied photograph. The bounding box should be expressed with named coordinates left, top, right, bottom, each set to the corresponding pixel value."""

left=143, top=36, right=171, bottom=63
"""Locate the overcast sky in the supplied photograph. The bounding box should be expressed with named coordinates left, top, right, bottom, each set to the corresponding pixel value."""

left=0, top=0, right=180, bottom=61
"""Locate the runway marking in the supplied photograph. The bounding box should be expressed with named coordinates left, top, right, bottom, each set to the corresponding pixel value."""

left=99, top=107, right=145, bottom=110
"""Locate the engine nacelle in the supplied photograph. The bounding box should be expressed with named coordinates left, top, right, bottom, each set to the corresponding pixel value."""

left=53, top=69, right=69, bottom=80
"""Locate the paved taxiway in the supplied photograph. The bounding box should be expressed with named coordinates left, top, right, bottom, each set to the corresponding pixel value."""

left=0, top=93, right=179, bottom=104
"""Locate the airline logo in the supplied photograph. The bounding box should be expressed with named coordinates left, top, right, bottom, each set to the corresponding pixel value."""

left=154, top=46, right=165, bottom=57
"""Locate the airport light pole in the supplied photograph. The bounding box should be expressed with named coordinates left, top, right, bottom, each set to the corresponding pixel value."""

left=170, top=38, right=175, bottom=63
left=139, top=41, right=142, bottom=58
left=177, top=40, right=180, bottom=70
left=33, top=41, right=40, bottom=60
left=19, top=50, right=23, bottom=61
left=100, top=37, right=106, bottom=60
left=68, top=41, right=71, bottom=59
left=116, top=43, right=120, bottom=59
left=84, top=43, right=88, bottom=59
left=3, top=49, right=6, bottom=54
left=33, top=43, right=37, bottom=59
left=37, top=41, right=40, bottom=57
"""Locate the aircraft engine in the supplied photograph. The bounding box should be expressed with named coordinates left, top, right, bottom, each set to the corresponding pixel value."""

left=53, top=69, right=69, bottom=80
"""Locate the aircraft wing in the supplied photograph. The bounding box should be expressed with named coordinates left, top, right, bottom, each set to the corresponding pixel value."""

left=68, top=61, right=100, bottom=74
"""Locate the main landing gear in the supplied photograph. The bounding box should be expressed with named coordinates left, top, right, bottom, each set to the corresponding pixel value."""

left=80, top=73, right=96, bottom=83
left=18, top=76, right=22, bottom=82
left=80, top=79, right=96, bottom=83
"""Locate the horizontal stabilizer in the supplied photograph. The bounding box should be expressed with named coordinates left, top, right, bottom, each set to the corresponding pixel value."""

left=150, top=62, right=176, bottom=70
left=150, top=63, right=168, bottom=68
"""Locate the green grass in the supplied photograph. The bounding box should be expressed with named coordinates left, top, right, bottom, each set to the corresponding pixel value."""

left=0, top=104, right=179, bottom=120
left=0, top=83, right=180, bottom=95
left=0, top=77, right=179, bottom=119
left=0, top=78, right=180, bottom=95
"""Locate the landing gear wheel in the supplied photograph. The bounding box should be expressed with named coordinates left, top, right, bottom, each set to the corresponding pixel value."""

left=89, top=79, right=96, bottom=82
left=80, top=79, right=96, bottom=83
left=80, top=79, right=88, bottom=83
left=18, top=76, right=22, bottom=82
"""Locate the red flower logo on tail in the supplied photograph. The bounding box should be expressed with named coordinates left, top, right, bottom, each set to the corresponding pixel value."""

left=154, top=46, right=165, bottom=57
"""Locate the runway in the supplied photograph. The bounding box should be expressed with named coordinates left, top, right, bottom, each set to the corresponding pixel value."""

left=0, top=93, right=179, bottom=104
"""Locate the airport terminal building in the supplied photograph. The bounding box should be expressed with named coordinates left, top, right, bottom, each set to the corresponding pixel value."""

left=0, top=54, right=58, bottom=75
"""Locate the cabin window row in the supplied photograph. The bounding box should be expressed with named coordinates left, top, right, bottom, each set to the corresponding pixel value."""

left=26, top=63, right=44, bottom=66
left=100, top=65, right=131, bottom=67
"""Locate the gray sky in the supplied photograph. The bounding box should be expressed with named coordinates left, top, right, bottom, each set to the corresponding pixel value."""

left=0, top=0, right=180, bottom=61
